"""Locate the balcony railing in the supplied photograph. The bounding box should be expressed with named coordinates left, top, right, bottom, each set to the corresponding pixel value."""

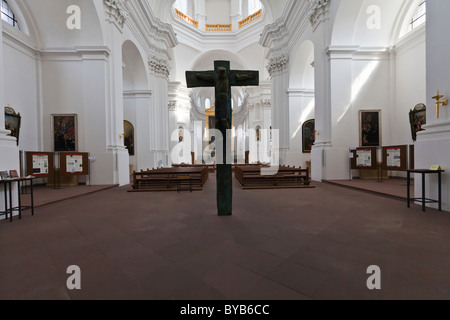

left=239, top=9, right=262, bottom=29
left=205, top=24, right=232, bottom=32
left=175, top=9, right=199, bottom=28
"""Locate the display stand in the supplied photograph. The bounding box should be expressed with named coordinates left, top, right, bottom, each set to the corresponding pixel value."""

left=59, top=152, right=90, bottom=186
left=407, top=169, right=444, bottom=212
left=26, top=152, right=55, bottom=187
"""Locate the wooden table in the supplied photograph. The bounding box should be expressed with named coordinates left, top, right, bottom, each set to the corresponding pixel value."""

left=407, top=169, right=444, bottom=212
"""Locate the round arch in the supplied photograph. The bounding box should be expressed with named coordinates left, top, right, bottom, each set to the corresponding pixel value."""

left=331, top=0, right=409, bottom=47
left=122, top=40, right=149, bottom=91
left=16, top=0, right=104, bottom=48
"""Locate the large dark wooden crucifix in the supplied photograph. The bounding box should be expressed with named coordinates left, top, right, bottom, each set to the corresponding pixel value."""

left=186, top=61, right=259, bottom=216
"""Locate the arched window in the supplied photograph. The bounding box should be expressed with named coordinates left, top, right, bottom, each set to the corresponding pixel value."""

left=411, top=1, right=426, bottom=31
left=205, top=98, right=211, bottom=110
left=174, top=0, right=194, bottom=17
left=1, top=0, right=19, bottom=29
left=248, top=0, right=262, bottom=15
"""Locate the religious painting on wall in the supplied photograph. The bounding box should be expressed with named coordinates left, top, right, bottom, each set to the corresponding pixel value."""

left=302, top=119, right=315, bottom=153
left=256, top=126, right=261, bottom=142
left=52, top=114, right=77, bottom=152
left=409, top=103, right=426, bottom=141
left=124, top=120, right=135, bottom=156
left=4, top=106, right=21, bottom=146
left=360, top=110, right=381, bottom=147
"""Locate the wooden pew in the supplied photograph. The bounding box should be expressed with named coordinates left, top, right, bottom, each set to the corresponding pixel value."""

left=235, top=165, right=313, bottom=189
left=173, top=163, right=216, bottom=173
left=130, top=167, right=209, bottom=192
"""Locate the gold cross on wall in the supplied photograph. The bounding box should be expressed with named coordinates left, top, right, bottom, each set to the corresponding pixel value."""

left=432, top=90, right=448, bottom=119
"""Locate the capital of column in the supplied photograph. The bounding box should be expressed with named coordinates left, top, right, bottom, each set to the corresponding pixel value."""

left=148, top=56, right=170, bottom=79
left=267, top=55, right=289, bottom=78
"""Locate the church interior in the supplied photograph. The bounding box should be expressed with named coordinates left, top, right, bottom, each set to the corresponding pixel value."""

left=1, top=0, right=450, bottom=300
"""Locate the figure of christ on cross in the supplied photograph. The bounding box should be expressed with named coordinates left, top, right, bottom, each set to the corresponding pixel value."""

left=186, top=61, right=259, bottom=216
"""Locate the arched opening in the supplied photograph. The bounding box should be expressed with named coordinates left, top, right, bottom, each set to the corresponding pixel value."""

left=124, top=120, right=135, bottom=156
left=122, top=40, right=150, bottom=173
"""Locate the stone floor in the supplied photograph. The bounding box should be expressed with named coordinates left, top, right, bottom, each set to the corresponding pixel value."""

left=0, top=176, right=449, bottom=300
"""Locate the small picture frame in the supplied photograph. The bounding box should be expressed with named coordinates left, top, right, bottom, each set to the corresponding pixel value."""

left=4, top=107, right=21, bottom=146
left=52, top=114, right=77, bottom=152
left=0, top=171, right=9, bottom=180
left=9, top=170, right=19, bottom=178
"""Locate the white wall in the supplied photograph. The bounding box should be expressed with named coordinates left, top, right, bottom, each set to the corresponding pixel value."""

left=394, top=27, right=426, bottom=146
left=205, top=0, right=232, bottom=24
left=172, top=44, right=201, bottom=84
left=287, top=93, right=314, bottom=167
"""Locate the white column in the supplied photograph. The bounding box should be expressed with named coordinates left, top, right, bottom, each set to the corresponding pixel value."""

left=311, top=13, right=333, bottom=181
left=195, top=0, right=206, bottom=31
left=0, top=19, right=6, bottom=133
left=103, top=2, right=130, bottom=186
left=0, top=19, right=18, bottom=147
left=0, top=20, right=20, bottom=219
left=268, top=55, right=290, bottom=164
left=230, top=0, right=242, bottom=31
left=149, top=62, right=170, bottom=167
left=415, top=0, right=450, bottom=211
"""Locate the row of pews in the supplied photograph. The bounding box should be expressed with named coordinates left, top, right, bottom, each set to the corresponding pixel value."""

left=130, top=167, right=209, bottom=192
left=235, top=165, right=313, bottom=189
left=130, top=164, right=313, bottom=192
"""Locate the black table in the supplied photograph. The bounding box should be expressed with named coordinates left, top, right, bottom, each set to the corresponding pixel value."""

left=407, top=169, right=444, bottom=212
left=0, top=177, right=35, bottom=222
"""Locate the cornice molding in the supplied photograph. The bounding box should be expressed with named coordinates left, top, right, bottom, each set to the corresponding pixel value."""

left=124, top=0, right=178, bottom=75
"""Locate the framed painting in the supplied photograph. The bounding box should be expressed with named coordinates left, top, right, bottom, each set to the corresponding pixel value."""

left=409, top=103, right=426, bottom=141
left=52, top=114, right=77, bottom=152
left=4, top=107, right=21, bottom=146
left=302, top=119, right=315, bottom=153
left=124, top=120, right=135, bottom=156
left=360, top=110, right=381, bottom=147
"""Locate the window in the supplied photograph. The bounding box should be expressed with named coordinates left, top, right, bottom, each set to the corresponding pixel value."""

left=174, top=0, right=194, bottom=17
left=411, top=1, right=426, bottom=30
left=205, top=98, right=211, bottom=110
left=174, top=0, right=188, bottom=14
left=248, top=0, right=262, bottom=15
left=1, top=0, right=19, bottom=29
